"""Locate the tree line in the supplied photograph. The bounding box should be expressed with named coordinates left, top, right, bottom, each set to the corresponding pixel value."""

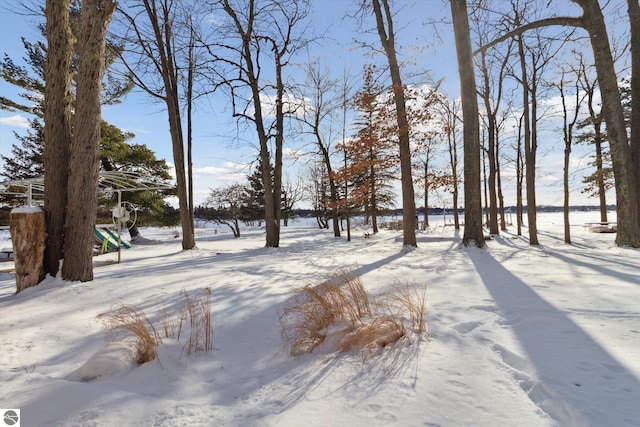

left=1, top=0, right=638, bottom=284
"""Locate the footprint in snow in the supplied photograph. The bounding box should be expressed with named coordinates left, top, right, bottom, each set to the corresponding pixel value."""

left=453, top=321, right=482, bottom=335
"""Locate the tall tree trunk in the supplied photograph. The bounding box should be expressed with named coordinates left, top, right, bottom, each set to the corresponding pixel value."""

left=529, top=70, right=540, bottom=245
left=594, top=125, right=608, bottom=223
left=572, top=0, right=640, bottom=247
left=627, top=0, right=640, bottom=230
left=424, top=161, right=430, bottom=228
left=516, top=113, right=524, bottom=236
left=62, top=0, right=116, bottom=282
left=585, top=84, right=608, bottom=222
left=482, top=143, right=489, bottom=226
left=187, top=29, right=195, bottom=245
left=141, top=0, right=195, bottom=250
left=559, top=76, right=583, bottom=245
left=518, top=36, right=539, bottom=245
left=167, top=92, right=195, bottom=250
left=480, top=52, right=499, bottom=235
left=560, top=78, right=571, bottom=244
left=371, top=0, right=417, bottom=246
left=496, top=132, right=506, bottom=231
left=271, top=52, right=285, bottom=248
left=446, top=101, right=460, bottom=230
left=43, top=0, right=73, bottom=278
left=319, top=143, right=340, bottom=237
left=451, top=0, right=485, bottom=247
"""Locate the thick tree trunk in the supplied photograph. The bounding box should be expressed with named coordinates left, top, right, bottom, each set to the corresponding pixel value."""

left=141, top=0, right=195, bottom=251
left=167, top=93, right=195, bottom=250
left=371, top=0, right=417, bottom=247
left=573, top=0, right=640, bottom=247
left=451, top=0, right=485, bottom=247
left=62, top=0, right=116, bottom=282
left=10, top=208, right=46, bottom=293
left=627, top=0, right=640, bottom=230
left=43, top=0, right=73, bottom=278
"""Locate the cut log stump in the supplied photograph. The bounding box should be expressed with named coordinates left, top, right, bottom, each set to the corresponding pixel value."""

left=10, top=207, right=46, bottom=293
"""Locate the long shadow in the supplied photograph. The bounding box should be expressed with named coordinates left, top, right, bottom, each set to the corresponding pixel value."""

left=467, top=248, right=640, bottom=426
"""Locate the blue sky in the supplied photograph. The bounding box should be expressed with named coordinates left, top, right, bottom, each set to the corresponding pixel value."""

left=0, top=1, right=627, bottom=209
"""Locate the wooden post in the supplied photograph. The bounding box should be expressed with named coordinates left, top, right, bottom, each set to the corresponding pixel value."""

left=10, top=207, right=46, bottom=293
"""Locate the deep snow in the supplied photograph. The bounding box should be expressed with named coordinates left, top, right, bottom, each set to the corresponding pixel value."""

left=0, top=211, right=638, bottom=426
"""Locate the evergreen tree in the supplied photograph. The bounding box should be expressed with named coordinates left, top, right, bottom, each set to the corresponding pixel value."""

left=243, top=156, right=274, bottom=223
left=1, top=119, right=44, bottom=181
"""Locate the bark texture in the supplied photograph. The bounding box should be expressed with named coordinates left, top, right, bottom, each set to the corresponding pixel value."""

left=10, top=209, right=46, bottom=293
left=572, top=0, right=640, bottom=247
left=62, top=0, right=117, bottom=281
left=451, top=0, right=485, bottom=247
left=44, top=0, right=73, bottom=278
left=371, top=0, right=417, bottom=246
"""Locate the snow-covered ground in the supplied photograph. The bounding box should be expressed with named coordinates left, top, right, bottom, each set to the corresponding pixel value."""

left=0, top=211, right=638, bottom=426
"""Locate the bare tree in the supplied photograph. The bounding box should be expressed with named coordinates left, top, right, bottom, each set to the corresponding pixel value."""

left=556, top=68, right=585, bottom=244
left=296, top=60, right=341, bottom=236
left=627, top=0, right=640, bottom=231
left=113, top=0, right=196, bottom=250
left=472, top=6, right=515, bottom=236
left=440, top=98, right=462, bottom=229
left=62, top=0, right=117, bottom=281
left=207, top=0, right=310, bottom=248
left=369, top=0, right=417, bottom=246
left=281, top=175, right=304, bottom=226
left=576, top=56, right=609, bottom=222
left=43, top=0, right=73, bottom=278
left=206, top=183, right=247, bottom=237
left=451, top=0, right=485, bottom=247
left=477, top=0, right=640, bottom=247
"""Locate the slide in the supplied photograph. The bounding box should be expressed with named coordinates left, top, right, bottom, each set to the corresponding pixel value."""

left=94, top=228, right=131, bottom=252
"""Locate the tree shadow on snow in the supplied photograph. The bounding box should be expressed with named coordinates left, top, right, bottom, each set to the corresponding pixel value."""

left=466, top=247, right=640, bottom=426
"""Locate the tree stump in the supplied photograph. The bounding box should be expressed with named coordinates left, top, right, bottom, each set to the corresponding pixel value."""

left=10, top=207, right=46, bottom=293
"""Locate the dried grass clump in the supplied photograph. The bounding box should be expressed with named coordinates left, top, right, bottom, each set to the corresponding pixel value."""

left=378, top=282, right=428, bottom=333
left=99, top=287, right=214, bottom=364
left=280, top=267, right=427, bottom=357
left=97, top=304, right=162, bottom=364
left=336, top=316, right=405, bottom=353
left=280, top=268, right=374, bottom=356
left=181, top=287, right=214, bottom=356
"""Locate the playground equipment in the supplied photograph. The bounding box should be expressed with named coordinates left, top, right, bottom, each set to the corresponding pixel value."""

left=1, top=171, right=175, bottom=264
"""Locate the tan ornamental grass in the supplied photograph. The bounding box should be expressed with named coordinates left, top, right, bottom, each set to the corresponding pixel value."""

left=99, top=287, right=214, bottom=364
left=97, top=304, right=162, bottom=364
left=280, top=266, right=427, bottom=357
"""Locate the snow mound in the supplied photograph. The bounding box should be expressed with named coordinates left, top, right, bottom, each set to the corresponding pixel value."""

left=66, top=342, right=139, bottom=382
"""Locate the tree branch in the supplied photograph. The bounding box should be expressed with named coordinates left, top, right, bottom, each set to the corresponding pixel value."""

left=474, top=16, right=585, bottom=56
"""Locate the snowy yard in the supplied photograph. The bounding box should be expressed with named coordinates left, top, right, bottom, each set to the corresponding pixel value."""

left=0, top=211, right=638, bottom=426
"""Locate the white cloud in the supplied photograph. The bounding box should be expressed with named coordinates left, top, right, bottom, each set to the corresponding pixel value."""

left=0, top=115, right=30, bottom=128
